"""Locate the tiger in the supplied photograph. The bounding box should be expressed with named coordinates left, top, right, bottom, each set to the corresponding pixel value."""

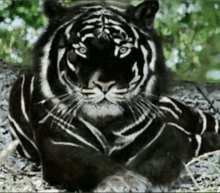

left=8, top=0, right=220, bottom=192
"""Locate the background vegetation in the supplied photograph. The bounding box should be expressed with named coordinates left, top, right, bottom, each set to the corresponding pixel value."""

left=0, top=0, right=220, bottom=82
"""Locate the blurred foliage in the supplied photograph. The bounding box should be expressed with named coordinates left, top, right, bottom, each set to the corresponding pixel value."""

left=155, top=1, right=220, bottom=83
left=0, top=0, right=47, bottom=64
left=0, top=0, right=220, bottom=82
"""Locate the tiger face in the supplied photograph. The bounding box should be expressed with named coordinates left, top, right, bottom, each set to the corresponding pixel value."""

left=34, top=0, right=167, bottom=119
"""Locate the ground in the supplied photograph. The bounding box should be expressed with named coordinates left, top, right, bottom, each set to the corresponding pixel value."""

left=0, top=59, right=220, bottom=192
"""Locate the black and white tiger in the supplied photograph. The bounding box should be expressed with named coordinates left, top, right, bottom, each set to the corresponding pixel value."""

left=8, top=0, right=220, bottom=192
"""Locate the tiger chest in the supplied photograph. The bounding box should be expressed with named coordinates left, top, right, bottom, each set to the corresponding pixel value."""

left=30, top=89, right=165, bottom=165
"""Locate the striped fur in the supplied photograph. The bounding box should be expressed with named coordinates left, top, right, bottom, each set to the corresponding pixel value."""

left=8, top=0, right=220, bottom=192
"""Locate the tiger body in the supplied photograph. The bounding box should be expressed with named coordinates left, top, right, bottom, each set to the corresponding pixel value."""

left=8, top=0, right=220, bottom=192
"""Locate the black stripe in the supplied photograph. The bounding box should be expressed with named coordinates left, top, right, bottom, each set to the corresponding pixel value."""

left=202, top=112, right=216, bottom=133
left=41, top=109, right=106, bottom=153
left=9, top=120, right=39, bottom=161
left=111, top=119, right=163, bottom=164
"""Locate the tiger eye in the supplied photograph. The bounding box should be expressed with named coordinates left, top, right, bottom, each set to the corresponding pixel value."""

left=68, top=50, right=77, bottom=63
left=78, top=47, right=87, bottom=54
left=119, top=47, right=129, bottom=54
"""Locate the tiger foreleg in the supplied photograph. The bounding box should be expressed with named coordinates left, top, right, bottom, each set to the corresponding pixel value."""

left=35, top=136, right=137, bottom=191
left=129, top=125, right=193, bottom=188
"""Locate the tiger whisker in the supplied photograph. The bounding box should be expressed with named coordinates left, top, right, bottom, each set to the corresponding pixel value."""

left=75, top=100, right=86, bottom=116
left=37, top=93, right=71, bottom=104
left=133, top=98, right=158, bottom=120
left=65, top=99, right=83, bottom=125
left=62, top=95, right=81, bottom=114
left=137, top=97, right=164, bottom=118
left=39, top=102, right=64, bottom=124
left=132, top=100, right=148, bottom=119
left=123, top=101, right=137, bottom=123
left=55, top=95, right=78, bottom=116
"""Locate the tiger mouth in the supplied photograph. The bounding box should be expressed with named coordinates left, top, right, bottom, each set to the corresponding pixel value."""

left=80, top=87, right=129, bottom=104
left=81, top=98, right=124, bottom=118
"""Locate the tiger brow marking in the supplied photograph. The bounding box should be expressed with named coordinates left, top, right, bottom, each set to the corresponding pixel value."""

left=107, top=19, right=121, bottom=25
left=82, top=17, right=101, bottom=24
left=64, top=13, right=85, bottom=39
left=110, top=25, right=126, bottom=34
left=108, top=6, right=126, bottom=13
left=80, top=25, right=95, bottom=32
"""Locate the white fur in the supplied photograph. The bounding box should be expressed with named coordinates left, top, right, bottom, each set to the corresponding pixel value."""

left=197, top=109, right=207, bottom=135
left=126, top=123, right=166, bottom=166
left=81, top=33, right=95, bottom=42
left=57, top=48, right=67, bottom=85
left=129, top=62, right=140, bottom=86
left=159, top=97, right=182, bottom=113
left=79, top=118, right=109, bottom=152
left=167, top=122, right=191, bottom=135
left=159, top=106, right=179, bottom=120
left=145, top=75, right=156, bottom=95
left=109, top=6, right=126, bottom=12
left=30, top=76, right=35, bottom=97
left=82, top=101, right=123, bottom=118
left=131, top=27, right=139, bottom=48
left=132, top=45, right=148, bottom=96
left=51, top=139, right=85, bottom=149
left=148, top=40, right=157, bottom=72
left=109, top=118, right=154, bottom=155
left=65, top=23, right=74, bottom=39
left=8, top=114, right=38, bottom=151
left=215, top=119, right=219, bottom=133
left=20, top=75, right=29, bottom=122
left=195, top=134, right=202, bottom=157
left=83, top=18, right=101, bottom=24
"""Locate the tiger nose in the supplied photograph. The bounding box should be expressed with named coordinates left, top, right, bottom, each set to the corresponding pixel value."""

left=93, top=80, right=116, bottom=92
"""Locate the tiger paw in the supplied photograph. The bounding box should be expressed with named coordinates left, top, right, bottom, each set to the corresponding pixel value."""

left=94, top=170, right=152, bottom=192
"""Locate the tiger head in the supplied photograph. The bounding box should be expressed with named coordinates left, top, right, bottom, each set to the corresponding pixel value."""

left=33, top=0, right=168, bottom=120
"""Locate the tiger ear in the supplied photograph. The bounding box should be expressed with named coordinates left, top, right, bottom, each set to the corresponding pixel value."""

left=131, top=0, right=159, bottom=29
left=42, top=0, right=67, bottom=21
